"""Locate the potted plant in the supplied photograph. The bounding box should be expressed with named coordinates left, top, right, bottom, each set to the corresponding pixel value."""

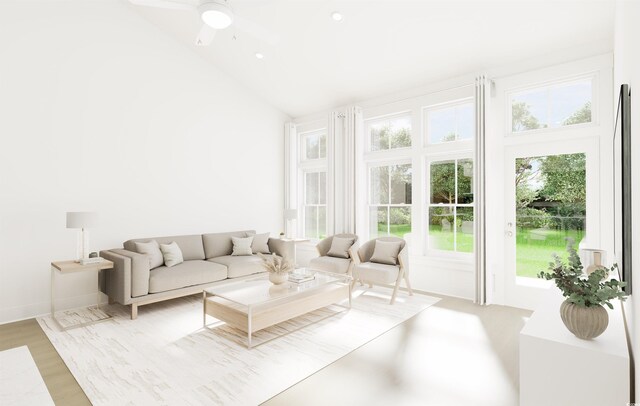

left=538, top=239, right=627, bottom=340
left=259, top=253, right=294, bottom=285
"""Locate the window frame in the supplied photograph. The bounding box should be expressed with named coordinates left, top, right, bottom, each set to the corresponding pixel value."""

left=364, top=111, right=413, bottom=154
left=298, top=127, right=328, bottom=241
left=299, top=129, right=327, bottom=162
left=506, top=73, right=598, bottom=137
left=366, top=159, right=413, bottom=239
left=423, top=98, right=475, bottom=146
left=301, top=169, right=327, bottom=240
left=424, top=153, right=475, bottom=258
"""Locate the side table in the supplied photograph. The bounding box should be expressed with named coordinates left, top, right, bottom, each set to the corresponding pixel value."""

left=50, top=259, right=114, bottom=330
left=280, top=238, right=310, bottom=268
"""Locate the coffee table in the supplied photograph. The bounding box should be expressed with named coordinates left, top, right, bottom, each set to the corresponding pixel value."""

left=202, top=270, right=352, bottom=348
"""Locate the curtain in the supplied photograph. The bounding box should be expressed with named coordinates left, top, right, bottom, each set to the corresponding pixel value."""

left=284, top=122, right=297, bottom=237
left=338, top=106, right=363, bottom=234
left=474, top=77, right=489, bottom=305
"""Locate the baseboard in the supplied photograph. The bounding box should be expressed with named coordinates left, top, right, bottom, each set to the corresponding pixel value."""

left=0, top=291, right=108, bottom=325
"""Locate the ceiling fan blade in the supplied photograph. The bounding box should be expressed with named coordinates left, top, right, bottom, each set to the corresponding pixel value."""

left=233, top=15, right=280, bottom=47
left=127, top=0, right=194, bottom=11
left=195, top=24, right=217, bottom=46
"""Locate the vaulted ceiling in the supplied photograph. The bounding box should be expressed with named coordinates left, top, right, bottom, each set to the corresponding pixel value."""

left=128, top=0, right=615, bottom=118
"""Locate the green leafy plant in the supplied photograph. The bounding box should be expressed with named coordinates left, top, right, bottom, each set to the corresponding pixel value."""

left=537, top=239, right=627, bottom=309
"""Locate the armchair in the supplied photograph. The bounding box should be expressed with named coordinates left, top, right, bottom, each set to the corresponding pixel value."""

left=308, top=234, right=359, bottom=275
left=352, top=237, right=413, bottom=304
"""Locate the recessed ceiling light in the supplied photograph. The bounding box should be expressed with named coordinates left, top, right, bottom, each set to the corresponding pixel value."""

left=331, top=11, right=343, bottom=22
left=199, top=2, right=234, bottom=30
left=255, top=52, right=264, bottom=60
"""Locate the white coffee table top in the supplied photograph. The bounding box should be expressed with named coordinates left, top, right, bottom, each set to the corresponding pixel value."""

left=204, top=270, right=349, bottom=307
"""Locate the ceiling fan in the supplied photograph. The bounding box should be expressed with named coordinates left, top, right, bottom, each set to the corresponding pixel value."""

left=128, top=0, right=279, bottom=47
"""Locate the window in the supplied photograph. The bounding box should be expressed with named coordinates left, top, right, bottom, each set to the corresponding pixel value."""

left=510, top=79, right=593, bottom=133
left=367, top=114, right=412, bottom=152
left=425, top=101, right=474, bottom=144
left=303, top=171, right=327, bottom=239
left=368, top=163, right=412, bottom=239
left=301, top=130, right=327, bottom=160
left=428, top=159, right=474, bottom=253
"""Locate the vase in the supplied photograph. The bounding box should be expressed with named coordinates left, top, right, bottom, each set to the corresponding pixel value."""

left=269, top=272, right=289, bottom=285
left=559, top=300, right=609, bottom=339
left=585, top=251, right=609, bottom=279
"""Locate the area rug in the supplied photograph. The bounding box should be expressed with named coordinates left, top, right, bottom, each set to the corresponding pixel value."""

left=37, top=287, right=439, bottom=406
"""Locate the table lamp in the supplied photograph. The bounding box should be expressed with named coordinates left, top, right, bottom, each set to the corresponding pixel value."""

left=66, top=212, right=98, bottom=262
left=284, top=209, right=298, bottom=239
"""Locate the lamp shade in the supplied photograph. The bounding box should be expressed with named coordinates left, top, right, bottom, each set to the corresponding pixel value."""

left=284, top=209, right=298, bottom=220
left=66, top=212, right=98, bottom=229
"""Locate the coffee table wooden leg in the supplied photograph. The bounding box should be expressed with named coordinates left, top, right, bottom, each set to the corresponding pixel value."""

left=247, top=306, right=253, bottom=349
left=202, top=291, right=206, bottom=327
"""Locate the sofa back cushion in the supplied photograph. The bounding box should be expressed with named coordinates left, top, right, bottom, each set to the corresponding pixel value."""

left=124, top=234, right=205, bottom=261
left=202, top=230, right=255, bottom=259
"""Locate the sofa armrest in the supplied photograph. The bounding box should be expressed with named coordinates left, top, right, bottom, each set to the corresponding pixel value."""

left=99, top=249, right=132, bottom=305
left=268, top=238, right=294, bottom=261
left=110, top=249, right=150, bottom=298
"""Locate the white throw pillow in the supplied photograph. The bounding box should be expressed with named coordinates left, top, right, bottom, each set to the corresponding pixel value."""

left=247, top=232, right=270, bottom=254
left=134, top=240, right=164, bottom=269
left=327, top=237, right=355, bottom=259
left=232, top=236, right=254, bottom=256
left=370, top=240, right=402, bottom=266
left=159, top=242, right=184, bottom=267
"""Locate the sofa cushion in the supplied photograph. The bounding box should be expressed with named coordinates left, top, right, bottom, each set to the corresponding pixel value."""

left=134, top=240, right=164, bottom=269
left=148, top=260, right=227, bottom=294
left=159, top=242, right=184, bottom=267
left=124, top=235, right=205, bottom=261
left=231, top=236, right=254, bottom=256
left=354, top=262, right=399, bottom=284
left=309, top=256, right=351, bottom=274
left=247, top=232, right=271, bottom=254
left=202, top=230, right=256, bottom=259
left=208, top=255, right=267, bottom=278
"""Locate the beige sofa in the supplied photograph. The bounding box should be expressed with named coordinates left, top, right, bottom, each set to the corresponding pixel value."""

left=100, top=230, right=291, bottom=319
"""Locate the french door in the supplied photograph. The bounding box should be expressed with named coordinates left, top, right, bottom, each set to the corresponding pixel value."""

left=503, top=139, right=599, bottom=309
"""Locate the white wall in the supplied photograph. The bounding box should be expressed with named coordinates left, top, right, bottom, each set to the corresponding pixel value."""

left=614, top=0, right=640, bottom=399
left=0, top=0, right=289, bottom=324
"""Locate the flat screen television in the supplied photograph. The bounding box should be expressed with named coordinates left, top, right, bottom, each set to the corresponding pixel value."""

left=614, top=84, right=632, bottom=294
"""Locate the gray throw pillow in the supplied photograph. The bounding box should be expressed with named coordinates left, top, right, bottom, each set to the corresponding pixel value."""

left=247, top=232, right=270, bottom=254
left=370, top=240, right=402, bottom=265
left=232, top=236, right=254, bottom=256
left=327, top=237, right=355, bottom=259
left=159, top=242, right=184, bottom=267
left=134, top=240, right=164, bottom=269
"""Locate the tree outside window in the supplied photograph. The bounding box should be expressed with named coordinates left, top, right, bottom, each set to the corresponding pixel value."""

left=428, top=159, right=474, bottom=253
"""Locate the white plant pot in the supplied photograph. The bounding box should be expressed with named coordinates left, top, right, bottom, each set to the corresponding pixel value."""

left=269, top=272, right=289, bottom=285
left=559, top=300, right=609, bottom=340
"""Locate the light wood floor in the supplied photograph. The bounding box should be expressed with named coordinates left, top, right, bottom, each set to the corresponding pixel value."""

left=0, top=296, right=530, bottom=406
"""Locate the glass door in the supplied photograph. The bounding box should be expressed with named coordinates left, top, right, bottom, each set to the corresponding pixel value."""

left=504, top=141, right=598, bottom=309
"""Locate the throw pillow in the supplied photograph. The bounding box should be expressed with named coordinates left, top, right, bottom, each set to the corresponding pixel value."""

left=134, top=240, right=164, bottom=269
left=159, top=242, right=184, bottom=267
left=246, top=232, right=270, bottom=254
left=370, top=240, right=402, bottom=265
left=327, top=237, right=355, bottom=259
left=232, top=236, right=254, bottom=256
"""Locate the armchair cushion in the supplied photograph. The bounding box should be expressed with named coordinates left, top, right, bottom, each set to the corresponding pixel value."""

left=327, top=237, right=355, bottom=259
left=370, top=240, right=402, bottom=265
left=309, top=256, right=351, bottom=274
left=354, top=262, right=400, bottom=285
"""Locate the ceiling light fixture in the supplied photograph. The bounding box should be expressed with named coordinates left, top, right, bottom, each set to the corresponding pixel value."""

left=199, top=1, right=234, bottom=30
left=331, top=11, right=343, bottom=22
left=255, top=52, right=264, bottom=60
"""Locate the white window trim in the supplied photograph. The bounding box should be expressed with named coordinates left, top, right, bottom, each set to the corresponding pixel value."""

left=297, top=127, right=328, bottom=241
left=366, top=159, right=413, bottom=239
left=301, top=169, right=327, bottom=240
left=505, top=72, right=599, bottom=137
left=424, top=152, right=475, bottom=260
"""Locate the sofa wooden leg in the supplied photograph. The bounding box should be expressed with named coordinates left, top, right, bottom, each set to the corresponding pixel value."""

left=108, top=297, right=115, bottom=305
left=131, top=304, right=138, bottom=320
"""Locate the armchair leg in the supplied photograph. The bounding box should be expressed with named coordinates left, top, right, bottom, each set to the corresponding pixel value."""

left=405, top=274, right=413, bottom=296
left=390, top=279, right=401, bottom=305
